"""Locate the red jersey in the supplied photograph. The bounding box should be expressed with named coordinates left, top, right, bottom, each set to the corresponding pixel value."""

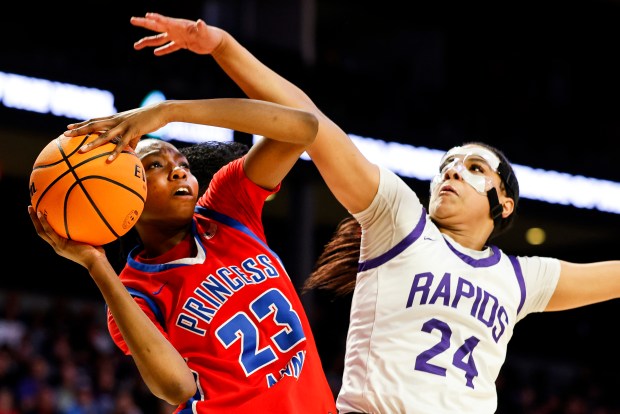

left=108, top=158, right=336, bottom=413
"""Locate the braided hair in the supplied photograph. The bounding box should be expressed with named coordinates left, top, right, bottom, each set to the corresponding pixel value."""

left=180, top=141, right=250, bottom=195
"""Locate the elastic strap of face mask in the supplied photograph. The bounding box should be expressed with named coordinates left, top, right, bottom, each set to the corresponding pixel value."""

left=487, top=187, right=504, bottom=228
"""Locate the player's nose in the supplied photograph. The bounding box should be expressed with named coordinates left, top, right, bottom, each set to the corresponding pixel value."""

left=443, top=161, right=464, bottom=181
left=169, top=165, right=188, bottom=180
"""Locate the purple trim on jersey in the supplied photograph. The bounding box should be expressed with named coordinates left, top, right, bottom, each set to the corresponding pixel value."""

left=126, top=220, right=206, bottom=273
left=195, top=206, right=283, bottom=264
left=358, top=208, right=427, bottom=272
left=507, top=255, right=527, bottom=314
left=125, top=287, right=166, bottom=328
left=444, top=238, right=502, bottom=268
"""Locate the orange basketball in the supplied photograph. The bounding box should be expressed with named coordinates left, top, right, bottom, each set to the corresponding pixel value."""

left=29, top=132, right=147, bottom=246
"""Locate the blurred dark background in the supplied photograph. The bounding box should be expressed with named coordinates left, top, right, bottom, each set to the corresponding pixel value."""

left=2, top=0, right=620, bottom=412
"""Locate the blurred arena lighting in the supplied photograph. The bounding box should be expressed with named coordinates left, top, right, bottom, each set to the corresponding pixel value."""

left=348, top=135, right=620, bottom=215
left=0, top=71, right=115, bottom=119
left=0, top=71, right=233, bottom=144
left=525, top=227, right=547, bottom=246
left=3, top=70, right=620, bottom=214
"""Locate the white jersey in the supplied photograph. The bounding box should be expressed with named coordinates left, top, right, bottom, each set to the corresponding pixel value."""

left=337, top=166, right=561, bottom=414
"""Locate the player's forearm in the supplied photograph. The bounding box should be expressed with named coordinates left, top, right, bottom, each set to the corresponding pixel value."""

left=210, top=30, right=380, bottom=213
left=211, top=29, right=318, bottom=112
left=162, top=99, right=318, bottom=146
left=86, top=258, right=196, bottom=403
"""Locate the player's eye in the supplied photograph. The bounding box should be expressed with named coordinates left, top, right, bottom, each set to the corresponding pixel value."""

left=439, top=157, right=455, bottom=171
left=468, top=163, right=485, bottom=173
left=145, top=160, right=163, bottom=170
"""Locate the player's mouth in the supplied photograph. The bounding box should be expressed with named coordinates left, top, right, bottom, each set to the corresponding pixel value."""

left=173, top=186, right=193, bottom=196
left=439, top=184, right=458, bottom=195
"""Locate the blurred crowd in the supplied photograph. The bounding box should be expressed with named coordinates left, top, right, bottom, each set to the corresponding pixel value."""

left=0, top=291, right=172, bottom=414
left=1, top=290, right=620, bottom=414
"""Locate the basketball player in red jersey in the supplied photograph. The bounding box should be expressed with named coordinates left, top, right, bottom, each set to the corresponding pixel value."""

left=28, top=98, right=337, bottom=413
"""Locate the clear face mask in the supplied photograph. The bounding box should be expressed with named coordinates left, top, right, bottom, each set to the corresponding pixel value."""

left=430, top=146, right=501, bottom=195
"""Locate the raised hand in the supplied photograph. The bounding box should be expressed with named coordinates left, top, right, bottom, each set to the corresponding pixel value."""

left=130, top=12, right=224, bottom=56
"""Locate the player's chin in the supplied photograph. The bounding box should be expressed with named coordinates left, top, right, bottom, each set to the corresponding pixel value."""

left=429, top=202, right=458, bottom=221
left=172, top=197, right=198, bottom=211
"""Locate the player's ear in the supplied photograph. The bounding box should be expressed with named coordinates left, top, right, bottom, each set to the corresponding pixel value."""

left=501, top=198, right=515, bottom=219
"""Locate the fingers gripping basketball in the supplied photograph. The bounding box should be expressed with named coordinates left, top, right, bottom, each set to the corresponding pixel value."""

left=29, top=133, right=147, bottom=245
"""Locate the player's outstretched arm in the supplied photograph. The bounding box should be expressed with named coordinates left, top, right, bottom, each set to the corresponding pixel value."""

left=66, top=98, right=318, bottom=189
left=130, top=12, right=380, bottom=214
left=545, top=260, right=620, bottom=311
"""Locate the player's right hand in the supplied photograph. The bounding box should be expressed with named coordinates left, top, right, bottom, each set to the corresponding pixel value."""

left=28, top=205, right=105, bottom=268
left=63, top=104, right=168, bottom=161
left=130, top=12, right=224, bottom=56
